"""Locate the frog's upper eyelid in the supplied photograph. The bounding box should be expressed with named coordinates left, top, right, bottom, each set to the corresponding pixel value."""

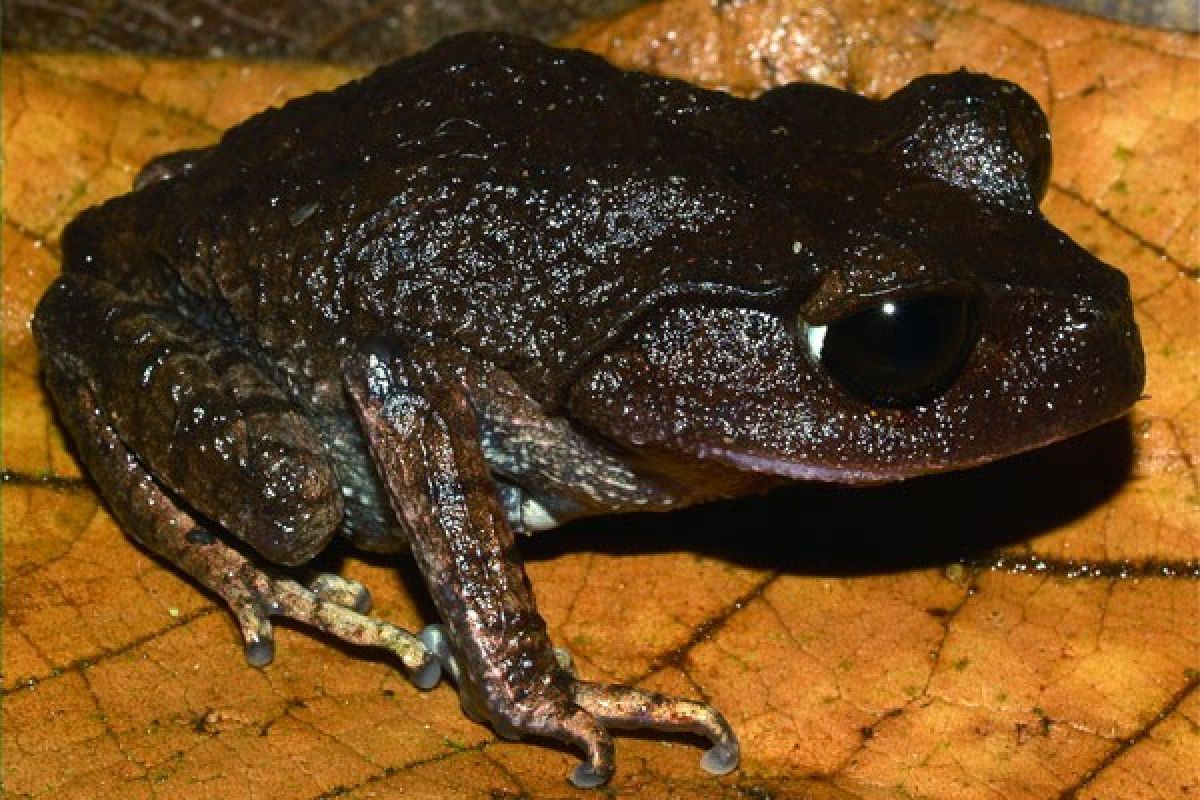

left=582, top=281, right=789, bottom=348
left=797, top=280, right=978, bottom=327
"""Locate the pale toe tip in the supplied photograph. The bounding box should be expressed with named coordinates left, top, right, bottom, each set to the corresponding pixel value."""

left=410, top=656, right=442, bottom=690
left=243, top=638, right=275, bottom=667
left=419, top=624, right=450, bottom=659
left=569, top=762, right=612, bottom=789
left=700, top=743, right=739, bottom=776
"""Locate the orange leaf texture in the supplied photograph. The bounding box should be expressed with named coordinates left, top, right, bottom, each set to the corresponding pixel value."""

left=3, top=1, right=1197, bottom=798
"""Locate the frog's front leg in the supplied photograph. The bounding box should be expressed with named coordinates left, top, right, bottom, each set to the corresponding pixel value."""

left=32, top=275, right=435, bottom=682
left=344, top=344, right=739, bottom=788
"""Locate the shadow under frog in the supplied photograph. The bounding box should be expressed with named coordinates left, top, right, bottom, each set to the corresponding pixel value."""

left=32, top=33, right=1144, bottom=788
left=522, top=415, right=1138, bottom=577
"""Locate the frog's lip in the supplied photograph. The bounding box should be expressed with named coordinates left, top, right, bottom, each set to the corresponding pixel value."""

left=699, top=411, right=1129, bottom=485
left=703, top=449, right=901, bottom=484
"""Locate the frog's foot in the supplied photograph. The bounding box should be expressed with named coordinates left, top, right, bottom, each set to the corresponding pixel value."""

left=179, top=522, right=438, bottom=687
left=35, top=354, right=438, bottom=687
left=182, top=519, right=440, bottom=688
left=218, top=563, right=432, bottom=682
left=406, top=585, right=729, bottom=781
left=571, top=681, right=740, bottom=778
left=419, top=623, right=578, bottom=716
left=181, top=542, right=440, bottom=687
left=449, top=671, right=738, bottom=788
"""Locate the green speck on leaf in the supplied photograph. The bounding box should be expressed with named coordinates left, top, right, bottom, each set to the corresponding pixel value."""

left=1184, top=667, right=1200, bottom=682
left=1112, top=179, right=1128, bottom=194
left=953, top=657, right=970, bottom=671
left=1114, top=144, right=1135, bottom=162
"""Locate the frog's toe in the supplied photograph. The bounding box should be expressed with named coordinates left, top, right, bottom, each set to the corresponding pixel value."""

left=700, top=743, right=740, bottom=775
left=243, top=637, right=276, bottom=668
left=571, top=680, right=739, bottom=778
left=569, top=762, right=613, bottom=790
left=265, top=578, right=430, bottom=674
left=223, top=576, right=278, bottom=666
left=410, top=658, right=442, bottom=691
left=419, top=624, right=451, bottom=661
left=411, top=626, right=447, bottom=690
left=222, top=570, right=431, bottom=676
left=413, top=624, right=457, bottom=690
left=419, top=624, right=456, bottom=675
left=309, top=573, right=372, bottom=613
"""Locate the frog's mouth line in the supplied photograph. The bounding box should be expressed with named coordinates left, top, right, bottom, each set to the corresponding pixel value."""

left=700, top=406, right=1131, bottom=485
left=705, top=449, right=901, bottom=484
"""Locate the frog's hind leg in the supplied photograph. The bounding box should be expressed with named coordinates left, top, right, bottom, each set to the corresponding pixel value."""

left=32, top=274, right=435, bottom=682
left=344, top=345, right=739, bottom=787
left=35, top=273, right=340, bottom=565
left=47, top=374, right=433, bottom=677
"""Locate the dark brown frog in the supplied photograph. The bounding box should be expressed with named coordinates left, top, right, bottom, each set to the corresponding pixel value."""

left=33, top=32, right=1144, bottom=787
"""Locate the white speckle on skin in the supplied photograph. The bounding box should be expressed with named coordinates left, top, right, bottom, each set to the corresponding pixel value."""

left=805, top=323, right=827, bottom=359
left=520, top=497, right=558, bottom=532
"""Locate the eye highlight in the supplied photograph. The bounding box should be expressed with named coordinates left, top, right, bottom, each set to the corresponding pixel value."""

left=803, top=294, right=978, bottom=408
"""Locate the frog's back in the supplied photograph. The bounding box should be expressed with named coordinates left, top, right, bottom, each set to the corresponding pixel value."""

left=65, top=33, right=798, bottom=407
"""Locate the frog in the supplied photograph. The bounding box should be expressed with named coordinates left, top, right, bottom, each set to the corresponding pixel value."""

left=32, top=31, right=1144, bottom=788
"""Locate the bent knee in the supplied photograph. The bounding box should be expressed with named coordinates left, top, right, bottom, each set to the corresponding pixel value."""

left=216, top=423, right=345, bottom=566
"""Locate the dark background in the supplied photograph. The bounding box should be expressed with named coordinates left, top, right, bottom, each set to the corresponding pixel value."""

left=2, top=0, right=1195, bottom=62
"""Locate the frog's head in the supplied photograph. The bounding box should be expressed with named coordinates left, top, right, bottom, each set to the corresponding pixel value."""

left=566, top=72, right=1145, bottom=484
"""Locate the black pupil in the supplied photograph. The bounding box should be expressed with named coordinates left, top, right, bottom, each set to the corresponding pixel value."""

left=819, top=295, right=976, bottom=408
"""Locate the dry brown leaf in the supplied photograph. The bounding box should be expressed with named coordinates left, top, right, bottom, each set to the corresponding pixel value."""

left=3, top=2, right=1197, bottom=798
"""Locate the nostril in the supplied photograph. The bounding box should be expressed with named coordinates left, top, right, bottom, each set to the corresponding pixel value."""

left=1073, top=307, right=1099, bottom=323
left=1063, top=303, right=1102, bottom=331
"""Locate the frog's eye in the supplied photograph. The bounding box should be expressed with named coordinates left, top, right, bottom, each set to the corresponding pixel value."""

left=803, top=295, right=978, bottom=408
